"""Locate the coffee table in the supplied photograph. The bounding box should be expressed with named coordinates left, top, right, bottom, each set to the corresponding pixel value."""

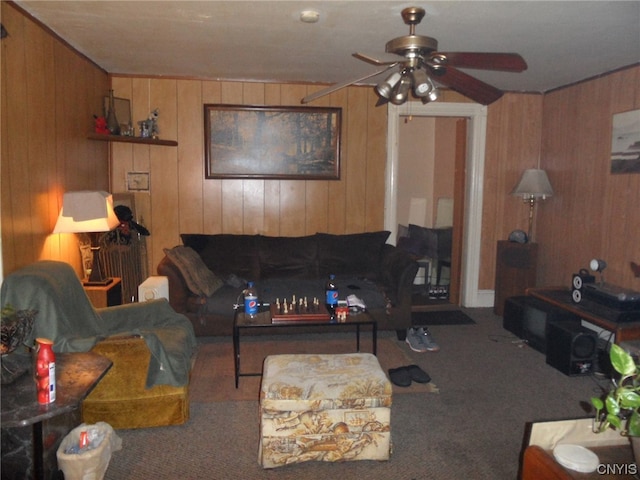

left=233, top=304, right=377, bottom=387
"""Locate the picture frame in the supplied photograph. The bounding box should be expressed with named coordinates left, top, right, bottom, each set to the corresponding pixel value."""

left=126, top=172, right=150, bottom=191
left=204, top=104, right=341, bottom=179
left=103, top=96, right=132, bottom=126
left=610, top=108, right=640, bottom=174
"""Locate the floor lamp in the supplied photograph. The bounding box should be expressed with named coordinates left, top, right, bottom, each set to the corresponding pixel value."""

left=511, top=169, right=553, bottom=242
left=53, top=191, right=120, bottom=285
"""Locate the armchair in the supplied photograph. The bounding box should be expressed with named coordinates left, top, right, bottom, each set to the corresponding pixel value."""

left=0, top=261, right=197, bottom=429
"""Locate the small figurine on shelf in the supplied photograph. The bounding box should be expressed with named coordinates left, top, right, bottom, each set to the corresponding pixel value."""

left=137, top=108, right=160, bottom=139
left=93, top=115, right=110, bottom=135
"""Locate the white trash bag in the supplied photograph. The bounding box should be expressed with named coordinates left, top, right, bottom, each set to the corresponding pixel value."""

left=56, top=422, right=122, bottom=480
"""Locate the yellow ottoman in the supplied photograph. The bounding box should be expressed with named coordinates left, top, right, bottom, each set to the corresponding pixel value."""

left=258, top=353, right=392, bottom=468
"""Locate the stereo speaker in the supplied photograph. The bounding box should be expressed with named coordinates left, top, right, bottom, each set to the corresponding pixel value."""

left=545, top=320, right=597, bottom=376
left=571, top=268, right=595, bottom=304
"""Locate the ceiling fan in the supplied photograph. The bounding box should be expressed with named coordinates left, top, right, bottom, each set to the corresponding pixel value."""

left=301, top=6, right=527, bottom=106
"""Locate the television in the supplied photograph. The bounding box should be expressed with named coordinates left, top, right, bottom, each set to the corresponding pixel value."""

left=503, top=296, right=581, bottom=354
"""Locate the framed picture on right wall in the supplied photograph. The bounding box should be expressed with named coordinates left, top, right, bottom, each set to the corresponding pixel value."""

left=610, top=108, right=640, bottom=174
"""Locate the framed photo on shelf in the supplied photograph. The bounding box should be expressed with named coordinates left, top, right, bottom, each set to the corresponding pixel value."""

left=204, top=104, right=341, bottom=179
left=103, top=96, right=131, bottom=126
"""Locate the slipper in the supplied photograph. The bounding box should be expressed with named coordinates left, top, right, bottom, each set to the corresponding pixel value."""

left=388, top=367, right=412, bottom=387
left=406, top=364, right=431, bottom=383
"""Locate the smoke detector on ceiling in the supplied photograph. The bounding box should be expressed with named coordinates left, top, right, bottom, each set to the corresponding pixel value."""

left=300, top=9, right=320, bottom=24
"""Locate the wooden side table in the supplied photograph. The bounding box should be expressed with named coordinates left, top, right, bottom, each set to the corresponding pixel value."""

left=83, top=277, right=122, bottom=307
left=494, top=241, right=538, bottom=315
left=1, top=352, right=112, bottom=480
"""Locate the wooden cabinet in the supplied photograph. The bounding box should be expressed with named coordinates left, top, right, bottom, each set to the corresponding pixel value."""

left=84, top=277, right=122, bottom=308
left=494, top=241, right=538, bottom=315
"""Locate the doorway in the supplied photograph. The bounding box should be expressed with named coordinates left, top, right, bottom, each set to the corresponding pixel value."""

left=396, top=115, right=466, bottom=306
left=384, top=102, right=489, bottom=308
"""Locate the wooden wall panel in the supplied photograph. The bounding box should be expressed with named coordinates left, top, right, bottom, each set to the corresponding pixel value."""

left=1, top=3, right=109, bottom=278
left=364, top=89, right=387, bottom=232
left=479, top=93, right=544, bottom=289
left=109, top=76, right=390, bottom=271
left=538, top=66, right=640, bottom=290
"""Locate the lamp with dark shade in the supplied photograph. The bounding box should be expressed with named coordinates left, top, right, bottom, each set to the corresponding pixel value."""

left=53, top=191, right=119, bottom=285
left=511, top=169, right=553, bottom=242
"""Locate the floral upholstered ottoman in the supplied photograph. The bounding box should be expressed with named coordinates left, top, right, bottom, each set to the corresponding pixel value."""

left=258, top=353, right=392, bottom=468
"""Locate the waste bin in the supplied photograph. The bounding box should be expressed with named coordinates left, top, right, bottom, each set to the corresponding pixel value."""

left=56, top=422, right=122, bottom=480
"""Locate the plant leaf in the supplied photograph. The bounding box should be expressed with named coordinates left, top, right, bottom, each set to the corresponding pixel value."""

left=606, top=395, right=621, bottom=416
left=629, top=411, right=640, bottom=437
left=610, top=343, right=637, bottom=376
left=591, top=397, right=604, bottom=410
left=607, top=413, right=623, bottom=430
left=619, top=391, right=640, bottom=409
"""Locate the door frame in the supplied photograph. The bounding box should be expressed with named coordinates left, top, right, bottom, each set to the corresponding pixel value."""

left=384, top=101, right=490, bottom=307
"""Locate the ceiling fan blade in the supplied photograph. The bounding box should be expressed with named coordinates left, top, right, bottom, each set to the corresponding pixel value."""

left=353, top=52, right=400, bottom=66
left=301, top=64, right=398, bottom=104
left=432, top=66, right=504, bottom=105
left=437, top=52, right=527, bottom=72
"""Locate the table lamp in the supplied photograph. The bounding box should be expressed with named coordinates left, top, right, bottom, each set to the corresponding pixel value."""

left=511, top=169, right=553, bottom=242
left=53, top=191, right=120, bottom=285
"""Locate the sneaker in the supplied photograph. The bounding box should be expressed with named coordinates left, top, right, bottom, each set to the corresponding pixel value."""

left=416, top=327, right=440, bottom=352
left=405, top=327, right=427, bottom=352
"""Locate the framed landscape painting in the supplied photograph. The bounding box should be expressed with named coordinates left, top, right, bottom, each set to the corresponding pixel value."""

left=611, top=108, right=640, bottom=174
left=204, top=104, right=341, bottom=179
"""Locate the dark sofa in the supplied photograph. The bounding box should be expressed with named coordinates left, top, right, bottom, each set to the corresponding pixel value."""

left=157, top=231, right=418, bottom=339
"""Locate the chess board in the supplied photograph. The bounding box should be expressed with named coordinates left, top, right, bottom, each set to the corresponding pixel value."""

left=270, top=298, right=331, bottom=324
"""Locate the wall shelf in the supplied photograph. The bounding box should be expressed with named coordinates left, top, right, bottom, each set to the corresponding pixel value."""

left=88, top=133, right=178, bottom=146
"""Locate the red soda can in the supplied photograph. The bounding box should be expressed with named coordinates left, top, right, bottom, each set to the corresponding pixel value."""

left=79, top=431, right=89, bottom=449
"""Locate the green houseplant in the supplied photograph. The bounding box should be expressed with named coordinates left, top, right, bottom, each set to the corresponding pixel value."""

left=591, top=343, right=640, bottom=441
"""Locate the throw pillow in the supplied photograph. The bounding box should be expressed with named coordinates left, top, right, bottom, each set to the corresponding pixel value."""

left=164, top=246, right=224, bottom=297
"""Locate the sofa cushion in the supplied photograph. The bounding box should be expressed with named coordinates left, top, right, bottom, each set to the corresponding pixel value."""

left=181, top=234, right=260, bottom=281
left=258, top=234, right=318, bottom=279
left=316, top=231, right=390, bottom=277
left=163, top=246, right=224, bottom=297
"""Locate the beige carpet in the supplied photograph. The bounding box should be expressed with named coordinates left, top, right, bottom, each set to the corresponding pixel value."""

left=190, top=335, right=439, bottom=402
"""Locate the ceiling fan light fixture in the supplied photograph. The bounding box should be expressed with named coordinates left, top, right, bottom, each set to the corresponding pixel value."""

left=390, top=74, right=411, bottom=105
left=420, top=87, right=440, bottom=104
left=376, top=71, right=402, bottom=99
left=410, top=68, right=431, bottom=97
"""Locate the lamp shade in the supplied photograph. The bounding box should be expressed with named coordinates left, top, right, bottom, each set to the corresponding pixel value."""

left=511, top=169, right=554, bottom=200
left=53, top=191, right=119, bottom=234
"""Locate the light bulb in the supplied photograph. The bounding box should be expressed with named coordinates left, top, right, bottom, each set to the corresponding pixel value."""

left=376, top=72, right=402, bottom=99
left=390, top=75, right=411, bottom=105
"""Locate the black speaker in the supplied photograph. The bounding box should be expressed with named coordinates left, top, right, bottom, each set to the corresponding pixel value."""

left=546, top=320, right=597, bottom=376
left=571, top=268, right=595, bottom=304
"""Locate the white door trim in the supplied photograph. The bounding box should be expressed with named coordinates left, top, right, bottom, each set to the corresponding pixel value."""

left=384, top=101, right=489, bottom=307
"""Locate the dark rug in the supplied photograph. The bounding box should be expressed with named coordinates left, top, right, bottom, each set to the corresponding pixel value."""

left=412, top=309, right=476, bottom=326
